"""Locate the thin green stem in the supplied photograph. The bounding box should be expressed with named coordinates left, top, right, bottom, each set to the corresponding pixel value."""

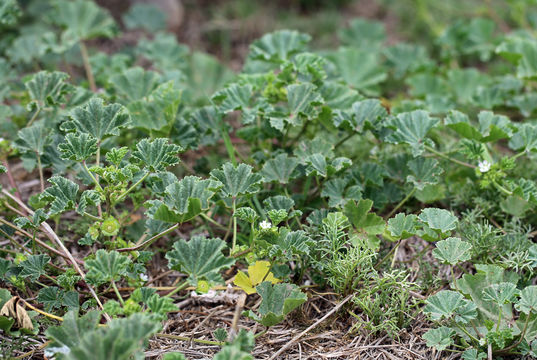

left=36, top=153, right=45, bottom=193
left=79, top=41, right=96, bottom=92
left=386, top=188, right=416, bottom=218
left=111, top=280, right=125, bottom=306
left=164, top=280, right=189, bottom=298
left=493, top=181, right=513, bottom=196
left=496, top=307, right=503, bottom=332
left=221, top=127, right=237, bottom=166
left=83, top=212, right=103, bottom=222
left=27, top=107, right=41, bottom=127
left=200, top=213, right=227, bottom=230
left=83, top=161, right=103, bottom=191
left=232, top=198, right=237, bottom=253
left=0, top=227, right=31, bottom=254
left=455, top=322, right=480, bottom=344
left=334, top=132, right=356, bottom=150
left=424, top=145, right=476, bottom=169
left=117, top=223, right=179, bottom=252
left=254, top=329, right=268, bottom=339
left=115, top=172, right=150, bottom=203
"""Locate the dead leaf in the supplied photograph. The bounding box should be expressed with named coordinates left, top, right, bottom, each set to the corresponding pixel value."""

left=0, top=296, right=33, bottom=330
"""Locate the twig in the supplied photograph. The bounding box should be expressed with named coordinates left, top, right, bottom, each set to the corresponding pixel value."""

left=268, top=294, right=353, bottom=360
left=229, top=292, right=247, bottom=341
left=1, top=189, right=108, bottom=319
left=1, top=160, right=23, bottom=204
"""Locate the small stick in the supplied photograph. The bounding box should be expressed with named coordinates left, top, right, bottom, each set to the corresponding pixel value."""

left=229, top=292, right=247, bottom=341
left=268, top=294, right=353, bottom=360
left=2, top=189, right=108, bottom=319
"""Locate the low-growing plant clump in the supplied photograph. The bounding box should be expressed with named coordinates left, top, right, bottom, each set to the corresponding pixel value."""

left=1, top=0, right=537, bottom=359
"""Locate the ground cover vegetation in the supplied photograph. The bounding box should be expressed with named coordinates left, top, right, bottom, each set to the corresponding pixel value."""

left=1, top=0, right=537, bottom=358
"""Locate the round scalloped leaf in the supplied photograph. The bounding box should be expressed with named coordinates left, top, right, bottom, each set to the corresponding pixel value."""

left=418, top=208, right=458, bottom=234
left=423, top=326, right=455, bottom=351
left=165, top=236, right=235, bottom=286
left=516, top=286, right=537, bottom=314
left=210, top=162, right=263, bottom=199
left=58, top=132, right=98, bottom=161
left=432, top=237, right=472, bottom=265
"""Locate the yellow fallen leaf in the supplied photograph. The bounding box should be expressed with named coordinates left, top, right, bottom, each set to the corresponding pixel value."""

left=233, top=260, right=280, bottom=294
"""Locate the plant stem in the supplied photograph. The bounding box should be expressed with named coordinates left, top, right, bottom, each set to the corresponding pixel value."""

left=164, top=280, right=189, bottom=298
left=1, top=159, right=23, bottom=202
left=27, top=107, right=41, bottom=127
left=200, top=213, right=227, bottom=230
left=79, top=41, right=96, bottom=92
left=232, top=198, right=237, bottom=253
left=334, top=132, right=355, bottom=150
left=496, top=307, right=503, bottom=332
left=83, top=212, right=103, bottom=222
left=36, top=153, right=45, bottom=193
left=82, top=161, right=103, bottom=191
left=111, top=280, right=125, bottom=306
left=374, top=239, right=402, bottom=270
left=386, top=188, right=416, bottom=218
left=117, top=223, right=180, bottom=252
left=221, top=127, right=237, bottom=166
left=493, top=181, right=513, bottom=196
left=115, top=172, right=150, bottom=203
left=424, top=145, right=476, bottom=169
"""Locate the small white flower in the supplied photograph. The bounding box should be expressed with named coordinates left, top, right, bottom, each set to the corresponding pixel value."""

left=478, top=160, right=491, bottom=173
left=259, top=220, right=272, bottom=229
left=139, top=273, right=149, bottom=282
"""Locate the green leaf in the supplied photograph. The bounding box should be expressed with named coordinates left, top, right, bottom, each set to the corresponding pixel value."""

left=146, top=293, right=177, bottom=321
left=338, top=18, right=385, bottom=49
left=162, top=353, right=187, bottom=360
left=235, top=207, right=259, bottom=223
left=261, top=154, right=299, bottom=184
left=406, top=157, right=443, bottom=190
left=0, top=0, right=21, bottom=25
left=447, top=68, right=489, bottom=103
left=423, top=326, right=455, bottom=351
left=269, top=230, right=314, bottom=260
left=58, top=133, right=98, bottom=161
left=148, top=176, right=221, bottom=223
left=496, top=37, right=537, bottom=79
left=132, top=138, right=182, bottom=172
left=456, top=266, right=515, bottom=326
left=52, top=0, right=116, bottom=41
left=385, top=110, right=438, bottom=156
left=40, top=176, right=79, bottom=216
left=350, top=99, right=387, bottom=132
left=122, top=3, right=166, bottom=32
left=387, top=213, right=417, bottom=240
left=433, top=237, right=472, bottom=265
left=384, top=43, right=430, bottom=78
left=321, top=178, right=362, bottom=208
left=213, top=347, right=253, bottom=360
left=210, top=162, right=263, bottom=199
left=328, top=48, right=387, bottom=96
left=424, top=290, right=476, bottom=322
left=418, top=208, right=458, bottom=234
left=343, top=199, right=385, bottom=242
left=249, top=30, right=310, bottom=63
left=19, top=254, right=51, bottom=281
left=287, top=82, right=323, bottom=120
left=515, top=286, right=537, bottom=314
left=109, top=67, right=160, bottom=102
left=16, top=123, right=50, bottom=155
left=128, top=81, right=182, bottom=131
left=25, top=71, right=71, bottom=111
left=461, top=349, right=487, bottom=360
left=62, top=98, right=130, bottom=141
left=85, top=250, right=132, bottom=286
left=509, top=124, right=537, bottom=153
left=165, top=236, right=235, bottom=285
left=245, top=281, right=307, bottom=327
left=45, top=310, right=101, bottom=350
left=263, top=196, right=295, bottom=212
left=46, top=312, right=160, bottom=360
left=482, top=282, right=518, bottom=305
